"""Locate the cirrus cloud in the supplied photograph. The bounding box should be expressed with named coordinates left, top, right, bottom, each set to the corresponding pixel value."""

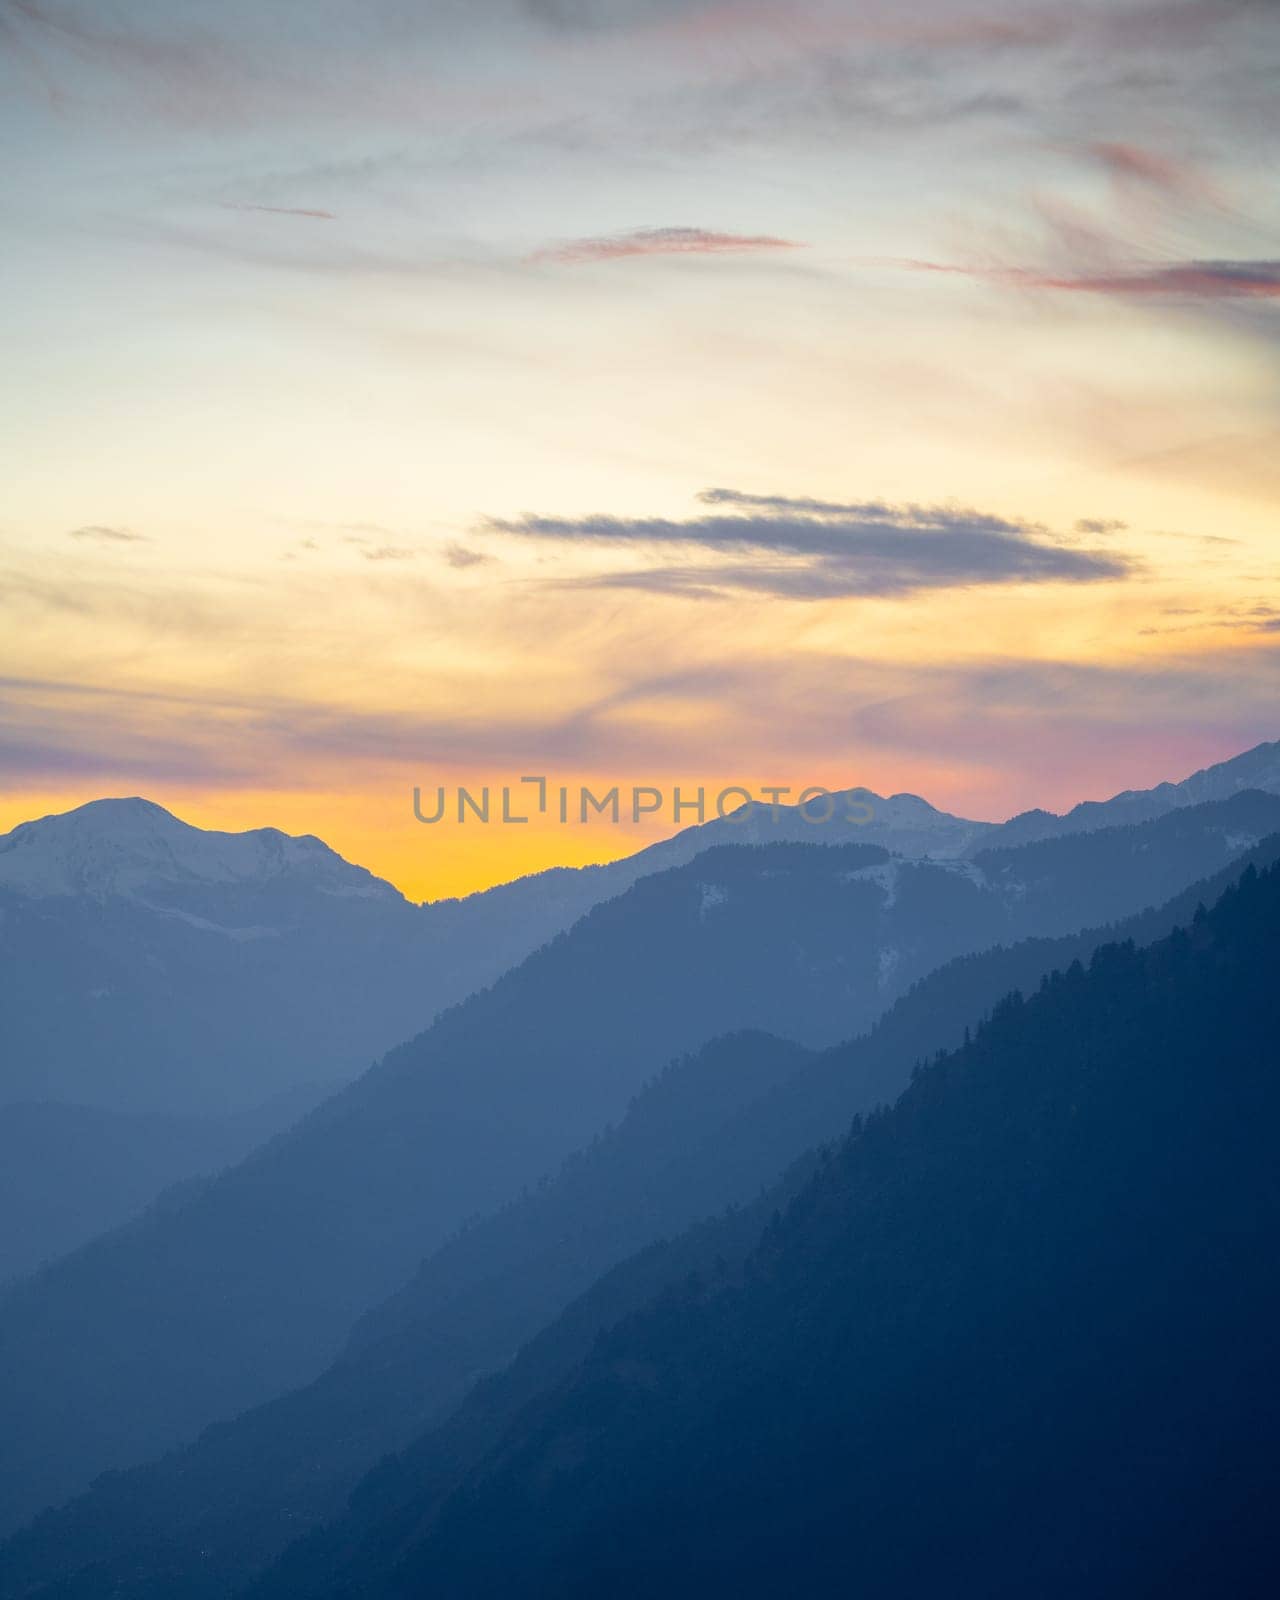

left=530, top=225, right=803, bottom=265
left=68, top=524, right=149, bottom=544
left=218, top=201, right=336, bottom=220
left=901, top=256, right=1280, bottom=300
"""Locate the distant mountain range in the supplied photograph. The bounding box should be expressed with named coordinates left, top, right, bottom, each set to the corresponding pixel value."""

left=586, top=736, right=1280, bottom=864
left=3, top=741, right=1277, bottom=1117
left=1, top=790, right=1278, bottom=1541
left=991, top=735, right=1280, bottom=846
left=14, top=756, right=1274, bottom=1312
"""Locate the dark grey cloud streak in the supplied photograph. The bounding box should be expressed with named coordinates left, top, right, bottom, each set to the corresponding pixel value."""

left=487, top=488, right=1138, bottom=600
left=218, top=201, right=335, bottom=220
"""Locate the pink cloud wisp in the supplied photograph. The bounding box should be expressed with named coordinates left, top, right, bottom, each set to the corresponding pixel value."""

left=532, top=225, right=803, bottom=265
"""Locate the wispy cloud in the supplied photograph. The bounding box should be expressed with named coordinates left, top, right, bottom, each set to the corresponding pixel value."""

left=1086, top=140, right=1222, bottom=208
left=521, top=0, right=722, bottom=32
left=68, top=524, right=148, bottom=544
left=360, top=544, right=418, bottom=562
left=444, top=542, right=491, bottom=569
left=1150, top=528, right=1242, bottom=547
left=1075, top=517, right=1128, bottom=535
left=0, top=0, right=252, bottom=119
left=4, top=639, right=1277, bottom=821
left=1139, top=597, right=1280, bottom=636
left=218, top=202, right=336, bottom=220
left=1107, top=0, right=1273, bottom=46
left=485, top=488, right=1139, bottom=600
left=891, top=113, right=1278, bottom=319
left=901, top=256, right=1280, bottom=300
left=531, top=225, right=803, bottom=264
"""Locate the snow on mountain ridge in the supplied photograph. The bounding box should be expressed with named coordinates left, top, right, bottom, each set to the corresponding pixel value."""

left=1170, top=739, right=1280, bottom=803
left=0, top=797, right=403, bottom=903
left=991, top=739, right=1280, bottom=848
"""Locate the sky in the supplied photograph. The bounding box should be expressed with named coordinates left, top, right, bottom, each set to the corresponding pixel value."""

left=2, top=0, right=1278, bottom=899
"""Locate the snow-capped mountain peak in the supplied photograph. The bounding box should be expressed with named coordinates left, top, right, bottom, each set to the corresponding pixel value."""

left=0, top=797, right=402, bottom=903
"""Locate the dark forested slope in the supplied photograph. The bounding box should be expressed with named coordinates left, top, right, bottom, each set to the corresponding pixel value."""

left=272, top=860, right=1280, bottom=1599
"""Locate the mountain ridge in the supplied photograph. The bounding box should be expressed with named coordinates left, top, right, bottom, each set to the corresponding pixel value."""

left=1, top=794, right=1277, bottom=1547
left=990, top=737, right=1280, bottom=847
left=257, top=855, right=1280, bottom=1599
left=0, top=798, right=400, bottom=905
left=10, top=828, right=1278, bottom=1600
left=9, top=735, right=1277, bottom=911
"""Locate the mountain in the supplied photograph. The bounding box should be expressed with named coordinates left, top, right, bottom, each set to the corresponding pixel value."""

left=261, top=856, right=1280, bottom=1600
left=0, top=799, right=428, bottom=1115
left=557, top=738, right=1280, bottom=874
left=6, top=742, right=1278, bottom=1115
left=591, top=738, right=1280, bottom=871
left=628, top=785, right=991, bottom=860
left=0, top=798, right=398, bottom=902
left=0, top=789, right=977, bottom=1117
left=0, top=1085, right=332, bottom=1286
left=1, top=792, right=1276, bottom=1538
left=0, top=1033, right=811, bottom=1600
left=0, top=835, right=904, bottom=1534
left=989, top=736, right=1280, bottom=847
left=5, top=823, right=1280, bottom=1598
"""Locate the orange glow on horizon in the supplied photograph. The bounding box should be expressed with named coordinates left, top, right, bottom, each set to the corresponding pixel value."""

left=3, top=714, right=1271, bottom=903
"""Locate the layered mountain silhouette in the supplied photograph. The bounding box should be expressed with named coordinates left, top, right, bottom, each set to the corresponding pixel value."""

left=6, top=739, right=1277, bottom=1117
left=2, top=748, right=1273, bottom=1298
left=0, top=791, right=1276, bottom=1552
left=0, top=1084, right=330, bottom=1284
left=0, top=744, right=1277, bottom=1557
left=0, top=790, right=978, bottom=1118
left=7, top=829, right=1280, bottom=1600
left=250, top=855, right=1280, bottom=1600
left=0, top=799, right=430, bottom=1115
left=598, top=737, right=1280, bottom=865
